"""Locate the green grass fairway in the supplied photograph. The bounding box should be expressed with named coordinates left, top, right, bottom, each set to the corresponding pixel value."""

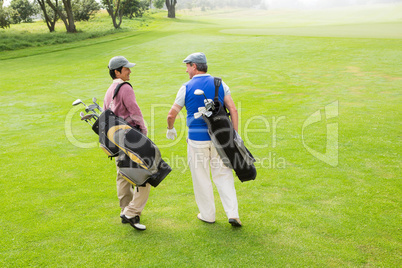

left=0, top=4, right=401, bottom=267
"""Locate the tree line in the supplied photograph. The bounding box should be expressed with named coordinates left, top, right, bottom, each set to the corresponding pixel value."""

left=1, top=0, right=272, bottom=31
left=0, top=0, right=172, bottom=31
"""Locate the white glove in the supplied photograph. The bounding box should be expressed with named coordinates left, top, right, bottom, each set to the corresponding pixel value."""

left=166, top=127, right=177, bottom=140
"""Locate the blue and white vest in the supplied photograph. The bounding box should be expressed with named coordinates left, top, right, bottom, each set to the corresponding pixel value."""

left=184, top=75, right=225, bottom=141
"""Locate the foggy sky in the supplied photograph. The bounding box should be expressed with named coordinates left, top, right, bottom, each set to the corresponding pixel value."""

left=2, top=0, right=402, bottom=9
left=263, top=0, right=402, bottom=9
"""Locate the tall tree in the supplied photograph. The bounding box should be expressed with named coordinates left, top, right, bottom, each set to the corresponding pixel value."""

left=0, top=0, right=11, bottom=28
left=165, top=0, right=176, bottom=18
left=36, top=0, right=58, bottom=32
left=102, top=0, right=123, bottom=29
left=46, top=0, right=76, bottom=32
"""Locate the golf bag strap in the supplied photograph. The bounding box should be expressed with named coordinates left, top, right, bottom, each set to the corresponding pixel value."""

left=110, top=81, right=141, bottom=130
left=213, top=76, right=230, bottom=116
left=214, top=77, right=222, bottom=102
left=113, top=82, right=132, bottom=100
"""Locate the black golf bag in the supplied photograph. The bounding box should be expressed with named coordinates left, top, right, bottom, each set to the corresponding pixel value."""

left=202, top=77, right=256, bottom=182
left=92, top=83, right=171, bottom=187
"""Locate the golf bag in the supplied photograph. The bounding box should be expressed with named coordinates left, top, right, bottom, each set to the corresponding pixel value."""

left=92, top=82, right=171, bottom=187
left=202, top=77, right=256, bottom=182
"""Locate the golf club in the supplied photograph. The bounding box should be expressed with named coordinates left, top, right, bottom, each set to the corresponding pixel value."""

left=81, top=114, right=97, bottom=121
left=194, top=112, right=202, bottom=119
left=194, top=110, right=212, bottom=118
left=75, top=97, right=101, bottom=127
left=92, top=97, right=103, bottom=113
left=194, top=89, right=208, bottom=100
left=72, top=99, right=87, bottom=107
left=204, top=99, right=215, bottom=111
left=194, top=107, right=206, bottom=119
left=85, top=104, right=100, bottom=115
left=80, top=111, right=93, bottom=126
left=194, top=89, right=214, bottom=111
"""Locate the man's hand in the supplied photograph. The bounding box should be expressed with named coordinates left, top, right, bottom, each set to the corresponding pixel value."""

left=166, top=127, right=177, bottom=140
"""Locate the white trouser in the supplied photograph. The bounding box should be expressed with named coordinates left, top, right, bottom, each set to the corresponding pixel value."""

left=187, top=139, right=239, bottom=222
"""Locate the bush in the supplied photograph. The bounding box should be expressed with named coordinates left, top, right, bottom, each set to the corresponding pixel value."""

left=10, top=0, right=38, bottom=23
left=153, top=0, right=164, bottom=9
left=121, top=0, right=149, bottom=19
left=72, top=0, right=100, bottom=21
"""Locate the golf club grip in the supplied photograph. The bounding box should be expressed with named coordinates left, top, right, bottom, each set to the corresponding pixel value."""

left=214, top=77, right=222, bottom=102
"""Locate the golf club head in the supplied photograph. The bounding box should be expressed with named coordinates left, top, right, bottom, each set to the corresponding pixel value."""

left=204, top=98, right=213, bottom=104
left=81, top=114, right=95, bottom=121
left=85, top=104, right=99, bottom=113
left=72, top=99, right=86, bottom=107
left=194, top=89, right=204, bottom=96
left=194, top=112, right=203, bottom=119
left=205, top=111, right=212, bottom=117
left=93, top=98, right=103, bottom=113
left=198, top=107, right=207, bottom=113
left=205, top=100, right=215, bottom=111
